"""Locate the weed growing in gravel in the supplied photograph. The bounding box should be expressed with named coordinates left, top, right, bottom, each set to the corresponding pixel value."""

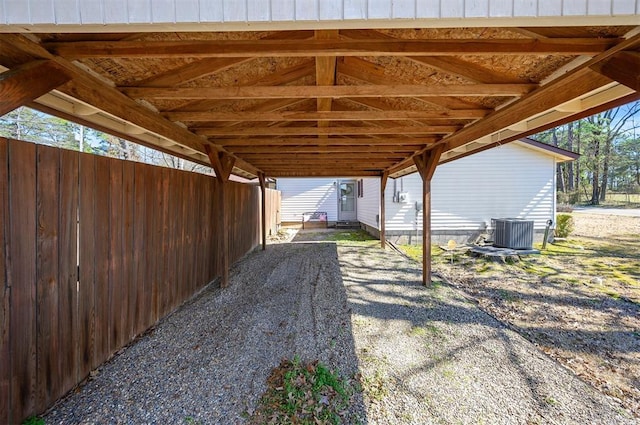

left=21, top=417, right=44, bottom=425
left=409, top=323, right=444, bottom=339
left=250, top=357, right=359, bottom=425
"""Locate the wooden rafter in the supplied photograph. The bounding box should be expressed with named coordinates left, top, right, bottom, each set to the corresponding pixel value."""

left=0, top=34, right=262, bottom=178
left=337, top=57, right=489, bottom=110
left=0, top=60, right=71, bottom=116
left=340, top=29, right=530, bottom=84
left=214, top=137, right=438, bottom=146
left=225, top=145, right=424, bottom=153
left=197, top=126, right=458, bottom=137
left=165, top=60, right=315, bottom=113
left=45, top=38, right=619, bottom=58
left=315, top=30, right=338, bottom=130
left=123, top=84, right=535, bottom=100
left=164, top=109, right=488, bottom=122
left=133, top=30, right=313, bottom=87
left=591, top=52, right=640, bottom=92
left=386, top=33, right=640, bottom=176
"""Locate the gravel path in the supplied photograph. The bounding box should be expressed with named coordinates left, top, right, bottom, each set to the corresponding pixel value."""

left=44, top=233, right=634, bottom=424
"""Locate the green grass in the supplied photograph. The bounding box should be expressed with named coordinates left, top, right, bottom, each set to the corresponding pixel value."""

left=397, top=236, right=640, bottom=304
left=323, top=230, right=378, bottom=245
left=250, top=356, right=359, bottom=425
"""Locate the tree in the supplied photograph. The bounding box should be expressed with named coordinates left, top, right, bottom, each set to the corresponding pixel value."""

left=534, top=101, right=640, bottom=205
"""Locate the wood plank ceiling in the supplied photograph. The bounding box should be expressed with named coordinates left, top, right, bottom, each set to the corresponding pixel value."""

left=1, top=26, right=639, bottom=179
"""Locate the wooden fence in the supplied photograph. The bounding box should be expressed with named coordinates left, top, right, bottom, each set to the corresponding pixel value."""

left=0, top=138, right=267, bottom=423
left=264, top=188, right=281, bottom=237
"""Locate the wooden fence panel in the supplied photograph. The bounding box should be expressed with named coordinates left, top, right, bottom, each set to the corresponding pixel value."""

left=2, top=138, right=267, bottom=422
left=8, top=139, right=37, bottom=423
left=35, top=145, right=61, bottom=410
left=58, top=148, right=79, bottom=397
left=93, top=155, right=111, bottom=369
left=0, top=139, right=9, bottom=425
left=122, top=161, right=135, bottom=343
left=78, top=152, right=96, bottom=378
left=109, top=159, right=125, bottom=354
left=133, top=162, right=147, bottom=337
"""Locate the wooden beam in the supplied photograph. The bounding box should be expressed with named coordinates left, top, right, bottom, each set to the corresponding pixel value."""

left=165, top=109, right=489, bottom=122
left=248, top=160, right=395, bottom=167
left=259, top=172, right=267, bottom=251
left=340, top=29, right=530, bottom=84
left=386, top=69, right=614, bottom=176
left=225, top=145, right=424, bottom=153
left=591, top=52, right=640, bottom=91
left=215, top=137, right=438, bottom=146
left=315, top=30, right=338, bottom=130
left=170, top=61, right=315, bottom=113
left=0, top=60, right=70, bottom=116
left=380, top=171, right=389, bottom=249
left=133, top=30, right=312, bottom=87
left=270, top=170, right=382, bottom=177
left=122, top=84, right=536, bottom=100
left=0, top=34, right=261, bottom=178
left=385, top=33, right=640, bottom=176
left=197, top=125, right=457, bottom=137
left=45, top=38, right=619, bottom=58
left=413, top=145, right=444, bottom=287
left=338, top=57, right=487, bottom=111
left=205, top=145, right=236, bottom=183
left=414, top=145, right=443, bottom=181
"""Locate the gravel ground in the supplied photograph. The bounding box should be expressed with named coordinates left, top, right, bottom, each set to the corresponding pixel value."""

left=44, top=231, right=634, bottom=424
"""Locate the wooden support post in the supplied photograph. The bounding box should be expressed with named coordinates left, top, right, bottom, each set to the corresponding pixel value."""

left=206, top=146, right=236, bottom=288
left=0, top=60, right=70, bottom=116
left=380, top=171, right=389, bottom=249
left=413, top=145, right=443, bottom=286
left=258, top=172, right=267, bottom=251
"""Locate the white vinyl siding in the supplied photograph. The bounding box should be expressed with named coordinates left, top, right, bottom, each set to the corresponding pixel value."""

left=431, top=143, right=555, bottom=232
left=360, top=142, right=557, bottom=233
left=1, top=0, right=636, bottom=25
left=277, top=178, right=337, bottom=223
left=357, top=178, right=380, bottom=229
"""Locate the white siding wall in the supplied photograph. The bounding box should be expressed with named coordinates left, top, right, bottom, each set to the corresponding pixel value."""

left=360, top=142, right=557, bottom=233
left=277, top=178, right=338, bottom=223
left=357, top=178, right=380, bottom=229
left=1, top=0, right=637, bottom=25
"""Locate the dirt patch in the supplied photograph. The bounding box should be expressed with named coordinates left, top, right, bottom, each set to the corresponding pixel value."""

left=429, top=213, right=640, bottom=418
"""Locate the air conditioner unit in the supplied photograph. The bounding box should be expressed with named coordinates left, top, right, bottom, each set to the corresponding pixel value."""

left=492, top=218, right=534, bottom=249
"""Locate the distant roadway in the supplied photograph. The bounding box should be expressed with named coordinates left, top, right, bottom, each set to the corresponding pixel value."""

left=572, top=207, right=640, bottom=217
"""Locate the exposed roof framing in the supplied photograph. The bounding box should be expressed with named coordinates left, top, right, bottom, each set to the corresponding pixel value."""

left=0, top=25, right=638, bottom=179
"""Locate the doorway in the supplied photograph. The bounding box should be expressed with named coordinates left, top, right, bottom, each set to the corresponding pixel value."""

left=338, top=180, right=357, bottom=221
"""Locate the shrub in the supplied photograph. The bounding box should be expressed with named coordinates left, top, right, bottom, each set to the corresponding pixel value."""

left=557, top=204, right=573, bottom=213
left=555, top=214, right=574, bottom=238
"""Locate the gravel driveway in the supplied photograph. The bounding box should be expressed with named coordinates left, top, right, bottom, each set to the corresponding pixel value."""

left=44, top=232, right=634, bottom=424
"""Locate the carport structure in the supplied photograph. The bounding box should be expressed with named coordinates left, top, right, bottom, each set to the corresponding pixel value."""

left=0, top=1, right=639, bottom=421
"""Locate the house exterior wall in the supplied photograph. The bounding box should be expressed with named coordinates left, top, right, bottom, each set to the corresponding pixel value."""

left=360, top=142, right=557, bottom=242
left=357, top=177, right=380, bottom=230
left=1, top=0, right=637, bottom=27
left=277, top=177, right=338, bottom=224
